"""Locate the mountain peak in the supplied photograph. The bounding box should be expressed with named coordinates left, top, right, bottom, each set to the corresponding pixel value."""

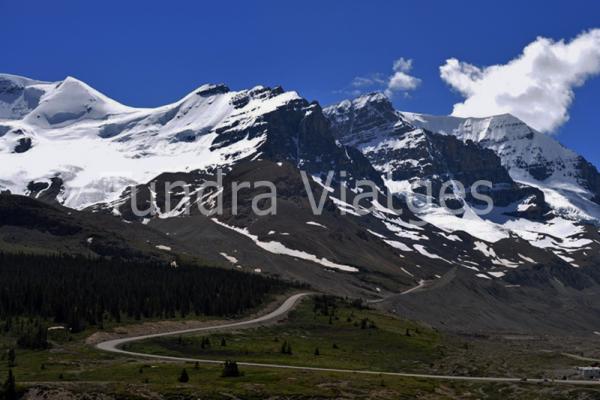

left=399, top=110, right=600, bottom=222
left=0, top=73, right=50, bottom=88
left=352, top=91, right=389, bottom=105
left=325, top=91, right=396, bottom=118
left=324, top=92, right=413, bottom=147
left=0, top=74, right=56, bottom=120
left=62, top=75, right=85, bottom=85
left=330, top=91, right=391, bottom=112
left=21, top=75, right=135, bottom=127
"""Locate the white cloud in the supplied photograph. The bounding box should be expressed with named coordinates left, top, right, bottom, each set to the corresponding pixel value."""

left=386, top=71, right=421, bottom=93
left=386, top=58, right=421, bottom=96
left=351, top=74, right=386, bottom=88
left=393, top=57, right=413, bottom=73
left=346, top=57, right=421, bottom=98
left=440, top=29, right=600, bottom=133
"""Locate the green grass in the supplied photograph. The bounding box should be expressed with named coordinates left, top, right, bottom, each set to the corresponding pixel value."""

left=2, top=296, right=600, bottom=399
left=127, top=297, right=442, bottom=373
left=4, top=357, right=598, bottom=400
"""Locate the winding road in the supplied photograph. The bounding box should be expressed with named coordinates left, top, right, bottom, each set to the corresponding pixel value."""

left=96, top=292, right=311, bottom=354
left=96, top=292, right=600, bottom=386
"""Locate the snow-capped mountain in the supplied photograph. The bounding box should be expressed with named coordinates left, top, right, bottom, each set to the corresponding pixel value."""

left=324, top=93, right=545, bottom=212
left=0, top=74, right=55, bottom=119
left=0, top=74, right=381, bottom=210
left=401, top=111, right=600, bottom=223
left=0, top=74, right=301, bottom=208
left=2, top=73, right=597, bottom=275
left=0, top=74, right=469, bottom=286
left=4, top=73, right=600, bottom=333
left=324, top=93, right=600, bottom=267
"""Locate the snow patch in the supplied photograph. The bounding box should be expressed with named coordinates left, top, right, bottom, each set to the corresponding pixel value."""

left=211, top=218, right=358, bottom=272
left=414, top=244, right=448, bottom=262
left=220, top=252, right=238, bottom=264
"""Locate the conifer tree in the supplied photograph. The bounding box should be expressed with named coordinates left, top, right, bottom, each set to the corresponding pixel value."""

left=221, top=360, right=241, bottom=377
left=178, top=368, right=189, bottom=383
left=7, top=348, right=15, bottom=368
left=3, top=369, right=16, bottom=400
left=280, top=341, right=292, bottom=354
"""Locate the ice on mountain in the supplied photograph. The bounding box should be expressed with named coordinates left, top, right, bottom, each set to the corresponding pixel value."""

left=220, top=252, right=239, bottom=264
left=402, top=111, right=600, bottom=223
left=383, top=239, right=413, bottom=252
left=211, top=218, right=358, bottom=272
left=0, top=75, right=300, bottom=209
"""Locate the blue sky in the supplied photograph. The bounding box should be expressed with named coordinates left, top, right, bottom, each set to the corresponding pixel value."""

left=1, top=0, right=599, bottom=166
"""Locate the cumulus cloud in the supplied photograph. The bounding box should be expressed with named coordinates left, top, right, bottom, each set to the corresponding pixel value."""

left=345, top=57, right=421, bottom=98
left=440, top=29, right=600, bottom=133
left=387, top=71, right=421, bottom=92
left=386, top=57, right=421, bottom=96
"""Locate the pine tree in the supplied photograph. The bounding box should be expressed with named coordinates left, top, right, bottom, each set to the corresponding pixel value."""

left=0, top=252, right=288, bottom=330
left=280, top=341, right=292, bottom=355
left=3, top=369, right=16, bottom=400
left=178, top=368, right=189, bottom=383
left=221, top=360, right=241, bottom=377
left=7, top=348, right=15, bottom=368
left=200, top=337, right=212, bottom=349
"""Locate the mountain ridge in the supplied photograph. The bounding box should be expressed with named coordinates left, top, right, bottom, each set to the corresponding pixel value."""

left=324, top=92, right=600, bottom=269
left=4, top=74, right=600, bottom=333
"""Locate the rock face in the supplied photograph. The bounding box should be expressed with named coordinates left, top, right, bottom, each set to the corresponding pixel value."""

left=576, top=157, right=600, bottom=204
left=324, top=92, right=414, bottom=146
left=324, top=93, right=598, bottom=266
left=401, top=111, right=600, bottom=222
left=324, top=93, right=547, bottom=213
